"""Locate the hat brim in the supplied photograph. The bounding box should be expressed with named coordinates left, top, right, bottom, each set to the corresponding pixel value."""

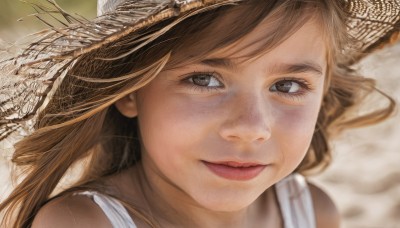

left=0, top=0, right=399, bottom=141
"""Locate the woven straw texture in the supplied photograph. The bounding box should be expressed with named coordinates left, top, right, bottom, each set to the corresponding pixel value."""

left=0, top=0, right=399, bottom=143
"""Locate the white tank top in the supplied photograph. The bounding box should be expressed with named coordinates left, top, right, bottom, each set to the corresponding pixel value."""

left=80, top=173, right=316, bottom=228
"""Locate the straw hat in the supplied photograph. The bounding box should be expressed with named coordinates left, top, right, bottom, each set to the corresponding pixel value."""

left=0, top=0, right=399, bottom=142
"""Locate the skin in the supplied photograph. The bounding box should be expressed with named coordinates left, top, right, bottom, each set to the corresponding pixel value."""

left=32, top=14, right=340, bottom=228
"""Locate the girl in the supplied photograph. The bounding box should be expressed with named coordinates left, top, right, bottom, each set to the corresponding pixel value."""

left=0, top=0, right=398, bottom=227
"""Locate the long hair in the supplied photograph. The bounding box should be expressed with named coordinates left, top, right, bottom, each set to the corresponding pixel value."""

left=0, top=0, right=395, bottom=227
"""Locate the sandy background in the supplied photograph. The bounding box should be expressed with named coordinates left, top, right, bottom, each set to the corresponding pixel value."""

left=310, top=43, right=400, bottom=228
left=1, top=1, right=400, bottom=227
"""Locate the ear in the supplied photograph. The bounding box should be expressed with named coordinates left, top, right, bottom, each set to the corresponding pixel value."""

left=115, top=93, right=138, bottom=118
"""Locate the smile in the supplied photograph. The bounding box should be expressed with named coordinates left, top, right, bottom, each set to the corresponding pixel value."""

left=202, top=161, right=267, bottom=181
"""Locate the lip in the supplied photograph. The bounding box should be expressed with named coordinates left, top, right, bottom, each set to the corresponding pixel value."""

left=203, top=161, right=267, bottom=181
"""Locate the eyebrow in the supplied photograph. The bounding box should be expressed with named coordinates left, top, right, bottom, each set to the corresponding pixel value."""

left=201, top=58, right=236, bottom=69
left=271, top=62, right=324, bottom=77
left=200, top=58, right=324, bottom=77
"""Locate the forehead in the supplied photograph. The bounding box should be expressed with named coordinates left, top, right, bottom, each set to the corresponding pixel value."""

left=212, top=17, right=327, bottom=69
left=167, top=3, right=328, bottom=69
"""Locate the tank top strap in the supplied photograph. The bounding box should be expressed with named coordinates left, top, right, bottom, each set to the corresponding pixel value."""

left=77, top=191, right=137, bottom=228
left=274, top=173, right=316, bottom=228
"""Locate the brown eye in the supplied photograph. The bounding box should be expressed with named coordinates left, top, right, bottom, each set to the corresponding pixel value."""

left=187, top=74, right=223, bottom=87
left=270, top=80, right=301, bottom=93
left=192, top=75, right=211, bottom=86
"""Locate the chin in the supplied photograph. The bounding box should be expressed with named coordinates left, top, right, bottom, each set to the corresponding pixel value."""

left=193, top=190, right=262, bottom=212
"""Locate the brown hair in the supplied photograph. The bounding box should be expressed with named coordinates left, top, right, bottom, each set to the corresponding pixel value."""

left=0, top=0, right=395, bottom=227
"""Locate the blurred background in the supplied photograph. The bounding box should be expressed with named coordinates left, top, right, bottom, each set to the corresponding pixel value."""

left=0, top=0, right=96, bottom=41
left=0, top=0, right=399, bottom=227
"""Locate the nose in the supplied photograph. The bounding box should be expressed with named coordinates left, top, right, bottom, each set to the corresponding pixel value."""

left=219, top=93, right=271, bottom=143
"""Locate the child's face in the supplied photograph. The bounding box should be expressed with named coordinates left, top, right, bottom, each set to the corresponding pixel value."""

left=120, top=18, right=326, bottom=211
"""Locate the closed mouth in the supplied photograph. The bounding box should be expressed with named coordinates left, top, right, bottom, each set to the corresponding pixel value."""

left=202, top=160, right=267, bottom=181
left=209, top=161, right=264, bottom=168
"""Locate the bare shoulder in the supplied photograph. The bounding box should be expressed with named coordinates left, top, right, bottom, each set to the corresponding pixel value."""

left=308, top=182, right=341, bottom=228
left=32, top=194, right=112, bottom=228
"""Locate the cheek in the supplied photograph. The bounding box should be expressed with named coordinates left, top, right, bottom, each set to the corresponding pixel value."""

left=136, top=87, right=218, bottom=167
left=139, top=97, right=214, bottom=142
left=279, top=105, right=319, bottom=134
left=136, top=94, right=188, bottom=178
left=272, top=101, right=321, bottom=168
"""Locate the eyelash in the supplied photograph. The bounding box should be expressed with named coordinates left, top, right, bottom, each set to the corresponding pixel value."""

left=272, top=77, right=313, bottom=100
left=181, top=71, right=224, bottom=92
left=181, top=72, right=313, bottom=98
